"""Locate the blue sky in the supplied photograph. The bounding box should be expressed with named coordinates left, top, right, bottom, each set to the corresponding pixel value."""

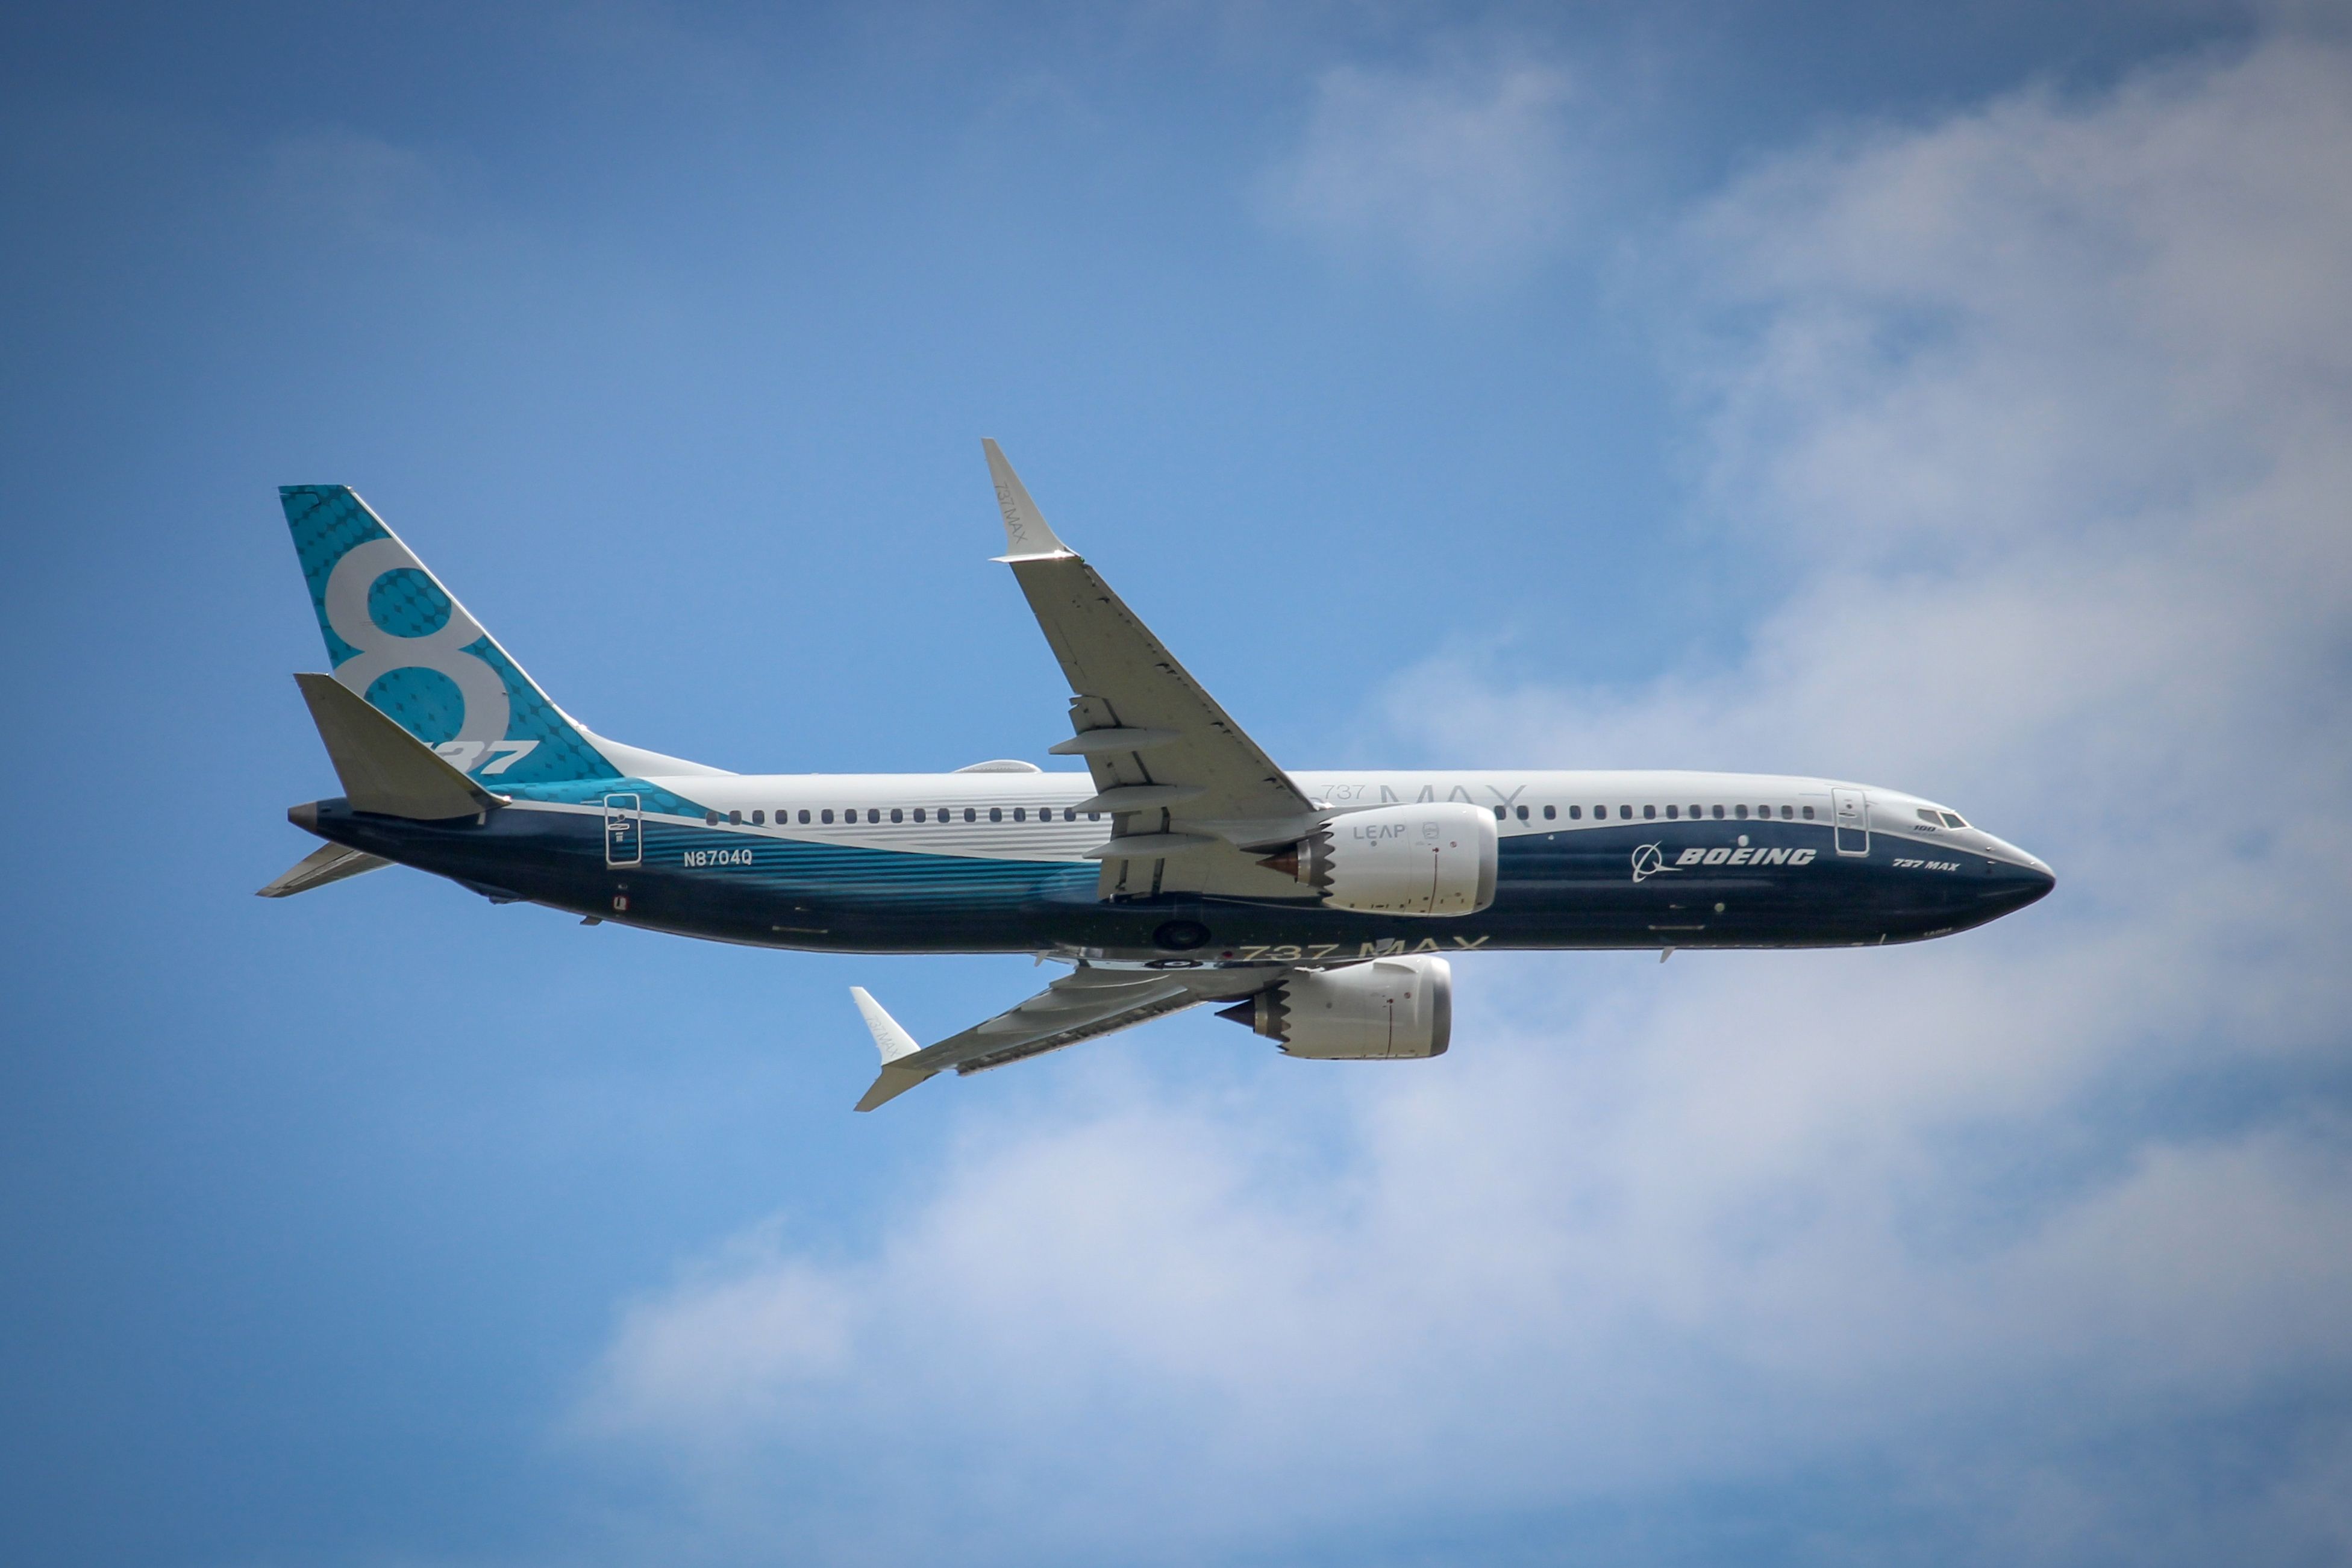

left=5, top=3, right=2351, bottom=1565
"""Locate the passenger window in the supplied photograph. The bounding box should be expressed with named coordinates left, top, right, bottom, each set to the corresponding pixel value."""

left=751, top=810, right=764, bottom=826
left=913, top=807, right=925, bottom=823
left=1644, top=805, right=1656, bottom=820
left=1543, top=804, right=1556, bottom=820
left=1735, top=805, right=1748, bottom=819
left=1088, top=812, right=1099, bottom=822
left=890, top=807, right=904, bottom=823
left=1690, top=805, right=1701, bottom=818
left=1712, top=805, right=1725, bottom=820
left=704, top=811, right=719, bottom=826
left=1666, top=805, right=1678, bottom=819
left=1516, top=805, right=1529, bottom=821
left=965, top=807, right=977, bottom=822
left=1569, top=805, right=1582, bottom=820
left=1802, top=805, right=1815, bottom=820
left=798, top=809, right=810, bottom=824
left=1781, top=805, right=1793, bottom=820
left=1619, top=805, right=1632, bottom=820
left=989, top=807, right=1002, bottom=822
left=727, top=810, right=742, bottom=825
left=821, top=809, right=833, bottom=824
left=863, top=808, right=876, bottom=823
left=1013, top=807, right=1026, bottom=822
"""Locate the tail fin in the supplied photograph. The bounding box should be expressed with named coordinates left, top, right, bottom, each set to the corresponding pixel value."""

left=280, top=486, right=623, bottom=786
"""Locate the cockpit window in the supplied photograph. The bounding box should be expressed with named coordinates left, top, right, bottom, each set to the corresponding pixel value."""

left=1939, top=811, right=1968, bottom=829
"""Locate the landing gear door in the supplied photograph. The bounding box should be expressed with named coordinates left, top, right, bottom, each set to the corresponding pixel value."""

left=1832, top=787, right=1869, bottom=856
left=604, top=793, right=642, bottom=867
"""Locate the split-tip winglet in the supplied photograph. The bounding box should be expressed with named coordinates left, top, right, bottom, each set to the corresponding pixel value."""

left=981, top=438, right=1073, bottom=559
left=849, top=987, right=936, bottom=1112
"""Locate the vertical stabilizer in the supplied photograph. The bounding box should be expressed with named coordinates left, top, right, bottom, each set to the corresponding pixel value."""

left=280, top=486, right=622, bottom=786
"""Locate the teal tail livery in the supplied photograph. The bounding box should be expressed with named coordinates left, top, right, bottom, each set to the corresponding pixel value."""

left=264, top=449, right=2054, bottom=1113
left=281, top=486, right=713, bottom=787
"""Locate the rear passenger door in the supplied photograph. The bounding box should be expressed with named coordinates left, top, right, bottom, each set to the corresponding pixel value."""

left=604, top=793, right=642, bottom=867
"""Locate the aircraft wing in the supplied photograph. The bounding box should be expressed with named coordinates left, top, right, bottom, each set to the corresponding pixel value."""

left=849, top=964, right=1280, bottom=1111
left=983, top=440, right=1319, bottom=902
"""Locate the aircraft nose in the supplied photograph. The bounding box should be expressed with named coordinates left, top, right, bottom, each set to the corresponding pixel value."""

left=1985, top=853, right=2055, bottom=913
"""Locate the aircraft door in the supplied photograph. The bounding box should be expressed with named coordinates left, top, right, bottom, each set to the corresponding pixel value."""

left=1832, top=787, right=1869, bottom=856
left=604, top=793, right=642, bottom=867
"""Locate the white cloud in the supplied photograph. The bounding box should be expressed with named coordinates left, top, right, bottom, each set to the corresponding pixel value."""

left=574, top=34, right=2352, bottom=1566
left=1259, top=52, right=1582, bottom=285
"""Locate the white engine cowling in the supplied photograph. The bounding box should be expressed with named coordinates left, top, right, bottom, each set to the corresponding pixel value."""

left=1259, top=802, right=1498, bottom=916
left=1218, top=956, right=1453, bottom=1060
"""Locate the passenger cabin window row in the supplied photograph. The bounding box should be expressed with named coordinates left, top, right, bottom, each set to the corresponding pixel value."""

left=705, top=806, right=1104, bottom=826
left=704, top=798, right=1831, bottom=829
left=1482, top=801, right=1823, bottom=826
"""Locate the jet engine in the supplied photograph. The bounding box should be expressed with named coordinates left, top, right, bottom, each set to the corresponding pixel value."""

left=1258, top=802, right=1498, bottom=916
left=1217, top=956, right=1453, bottom=1060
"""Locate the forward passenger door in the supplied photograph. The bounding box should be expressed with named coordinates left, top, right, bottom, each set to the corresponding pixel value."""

left=1832, top=787, right=1869, bottom=856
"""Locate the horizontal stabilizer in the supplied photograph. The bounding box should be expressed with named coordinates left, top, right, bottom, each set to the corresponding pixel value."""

left=256, top=842, right=392, bottom=898
left=295, top=673, right=507, bottom=820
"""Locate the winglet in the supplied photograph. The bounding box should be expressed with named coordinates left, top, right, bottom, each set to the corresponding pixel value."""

left=849, top=987, right=939, bottom=1112
left=982, top=439, right=1073, bottom=560
left=850, top=987, right=921, bottom=1063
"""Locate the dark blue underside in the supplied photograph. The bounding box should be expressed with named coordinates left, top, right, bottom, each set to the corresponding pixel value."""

left=308, top=802, right=2054, bottom=958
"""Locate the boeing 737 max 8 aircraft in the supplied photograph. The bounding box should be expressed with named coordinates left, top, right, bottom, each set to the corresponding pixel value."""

left=265, top=443, right=2054, bottom=1109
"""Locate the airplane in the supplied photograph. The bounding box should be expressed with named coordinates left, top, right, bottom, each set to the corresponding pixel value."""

left=264, top=442, right=2055, bottom=1110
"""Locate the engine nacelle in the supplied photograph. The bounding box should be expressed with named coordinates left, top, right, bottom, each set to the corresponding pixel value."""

left=1218, top=956, right=1453, bottom=1060
left=1259, top=802, right=1498, bottom=916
